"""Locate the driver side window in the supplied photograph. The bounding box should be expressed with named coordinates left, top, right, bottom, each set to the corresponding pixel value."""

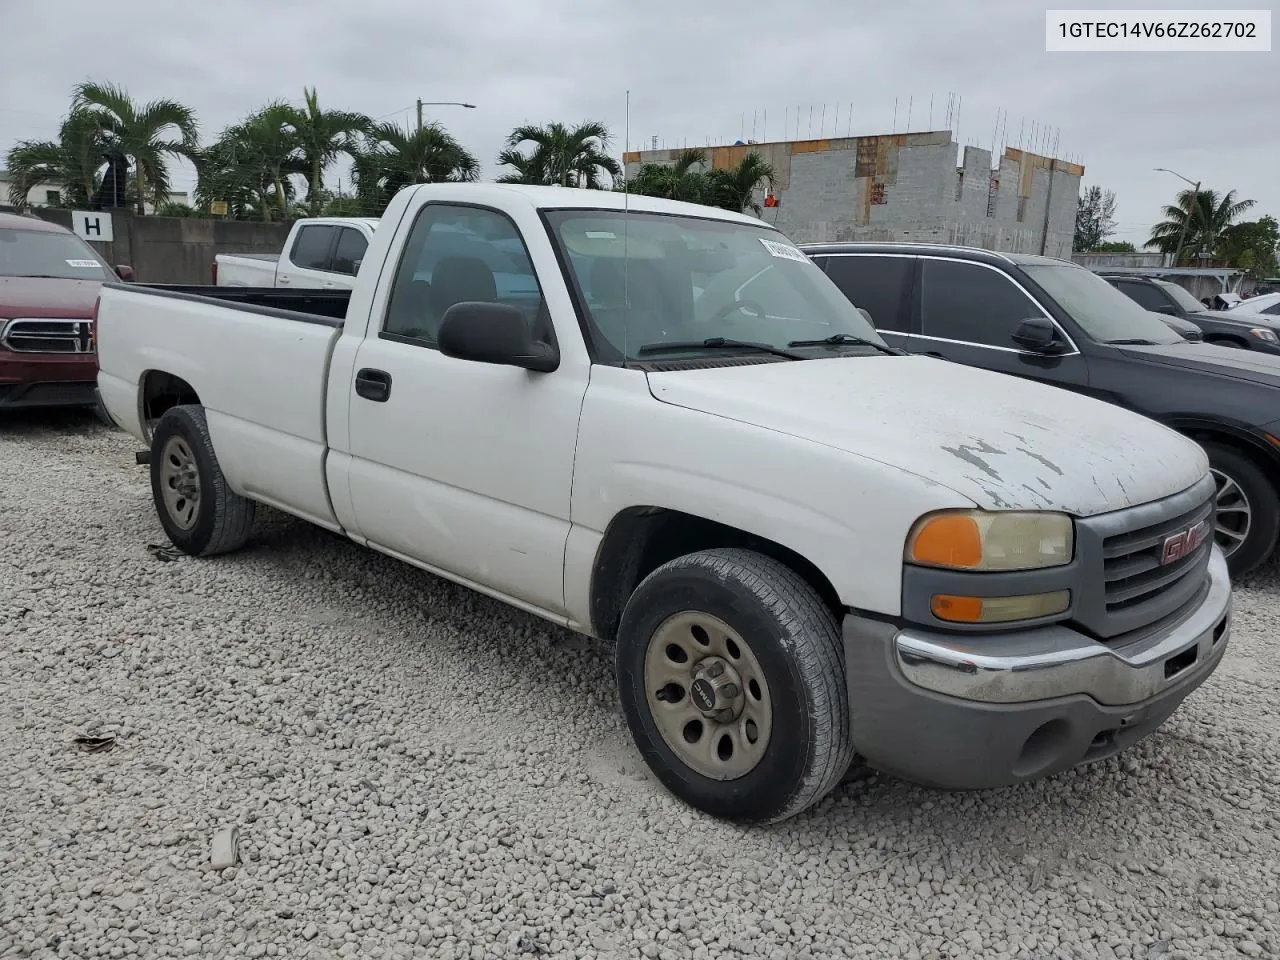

left=920, top=259, right=1050, bottom=349
left=382, top=204, right=549, bottom=347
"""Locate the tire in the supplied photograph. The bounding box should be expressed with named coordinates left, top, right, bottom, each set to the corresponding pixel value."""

left=149, top=404, right=255, bottom=557
left=1202, top=440, right=1280, bottom=577
left=615, top=548, right=855, bottom=823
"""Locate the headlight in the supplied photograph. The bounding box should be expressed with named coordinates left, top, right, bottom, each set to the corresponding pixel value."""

left=1249, top=327, right=1278, bottom=343
left=905, top=510, right=1074, bottom=571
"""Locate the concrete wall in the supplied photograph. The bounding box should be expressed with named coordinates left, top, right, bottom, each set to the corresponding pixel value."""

left=624, top=131, right=1085, bottom=259
left=1, top=207, right=291, bottom=284
left=1072, top=252, right=1167, bottom=269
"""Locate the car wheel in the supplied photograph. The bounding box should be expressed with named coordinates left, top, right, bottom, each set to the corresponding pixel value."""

left=615, top=548, right=855, bottom=823
left=150, top=404, right=255, bottom=557
left=1203, top=441, right=1279, bottom=577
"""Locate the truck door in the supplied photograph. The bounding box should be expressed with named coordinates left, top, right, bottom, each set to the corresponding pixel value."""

left=338, top=202, right=587, bottom=617
left=280, top=223, right=339, bottom=288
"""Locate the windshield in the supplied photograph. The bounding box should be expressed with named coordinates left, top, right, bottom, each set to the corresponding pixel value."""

left=1020, top=263, right=1184, bottom=345
left=0, top=227, right=111, bottom=280
left=1154, top=278, right=1207, bottom=313
left=542, top=209, right=887, bottom=362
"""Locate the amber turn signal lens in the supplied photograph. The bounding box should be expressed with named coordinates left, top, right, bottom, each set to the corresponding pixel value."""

left=931, top=591, right=1070, bottom=624
left=909, top=514, right=983, bottom=568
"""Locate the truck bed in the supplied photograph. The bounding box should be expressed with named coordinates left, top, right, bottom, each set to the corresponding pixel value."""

left=130, top=284, right=351, bottom=324
left=95, top=281, right=350, bottom=531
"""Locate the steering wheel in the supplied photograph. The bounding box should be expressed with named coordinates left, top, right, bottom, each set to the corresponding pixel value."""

left=705, top=298, right=767, bottom=325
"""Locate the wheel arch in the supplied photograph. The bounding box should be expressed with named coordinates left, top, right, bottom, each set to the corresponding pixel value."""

left=139, top=370, right=201, bottom=442
left=1165, top=416, right=1280, bottom=476
left=588, top=505, right=843, bottom=644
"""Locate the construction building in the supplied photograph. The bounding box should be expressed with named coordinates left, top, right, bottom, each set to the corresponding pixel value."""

left=622, top=130, right=1084, bottom=259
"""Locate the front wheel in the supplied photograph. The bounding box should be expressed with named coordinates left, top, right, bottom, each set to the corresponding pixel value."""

left=615, top=548, right=855, bottom=823
left=1203, top=441, right=1279, bottom=577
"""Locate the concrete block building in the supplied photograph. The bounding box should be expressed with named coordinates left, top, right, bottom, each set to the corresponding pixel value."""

left=622, top=130, right=1084, bottom=259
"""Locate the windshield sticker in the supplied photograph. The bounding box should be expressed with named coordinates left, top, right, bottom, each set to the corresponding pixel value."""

left=585, top=231, right=617, bottom=239
left=759, top=238, right=808, bottom=262
left=65, top=259, right=100, bottom=268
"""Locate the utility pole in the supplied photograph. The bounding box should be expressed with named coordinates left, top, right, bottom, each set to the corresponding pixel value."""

left=416, top=100, right=477, bottom=133
left=1155, top=168, right=1200, bottom=267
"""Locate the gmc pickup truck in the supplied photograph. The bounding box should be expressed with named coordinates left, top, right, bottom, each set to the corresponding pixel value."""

left=96, top=183, right=1231, bottom=824
left=213, top=217, right=378, bottom=289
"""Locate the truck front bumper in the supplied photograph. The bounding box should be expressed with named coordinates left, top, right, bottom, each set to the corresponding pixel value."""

left=844, top=546, right=1231, bottom=790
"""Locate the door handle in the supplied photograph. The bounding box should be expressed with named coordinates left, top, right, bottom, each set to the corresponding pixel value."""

left=355, top=368, right=392, bottom=402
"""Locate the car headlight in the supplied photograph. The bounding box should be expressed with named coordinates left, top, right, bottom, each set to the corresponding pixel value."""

left=1249, top=327, right=1278, bottom=343
left=905, top=510, right=1074, bottom=571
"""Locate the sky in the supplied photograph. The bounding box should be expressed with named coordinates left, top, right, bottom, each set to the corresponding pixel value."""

left=1, top=0, right=1275, bottom=247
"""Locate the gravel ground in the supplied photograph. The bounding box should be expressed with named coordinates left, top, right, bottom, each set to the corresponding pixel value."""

left=2, top=411, right=1280, bottom=960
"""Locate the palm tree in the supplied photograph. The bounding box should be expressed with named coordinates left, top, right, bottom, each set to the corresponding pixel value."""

left=1146, top=188, right=1257, bottom=262
left=195, top=105, right=305, bottom=221
left=351, top=121, right=479, bottom=214
left=499, top=121, right=621, bottom=188
left=4, top=111, right=107, bottom=210
left=286, top=88, right=370, bottom=215
left=707, top=152, right=775, bottom=216
left=494, top=147, right=549, bottom=185
left=70, top=81, right=199, bottom=215
left=626, top=149, right=711, bottom=203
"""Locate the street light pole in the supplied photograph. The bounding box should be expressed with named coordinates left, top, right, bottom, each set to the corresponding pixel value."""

left=416, top=99, right=477, bottom=133
left=1155, top=167, right=1200, bottom=267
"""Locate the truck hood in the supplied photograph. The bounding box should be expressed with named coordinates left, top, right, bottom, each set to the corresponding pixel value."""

left=646, top=356, right=1207, bottom=516
left=1117, top=341, right=1280, bottom=388
left=0, top=276, right=104, bottom=318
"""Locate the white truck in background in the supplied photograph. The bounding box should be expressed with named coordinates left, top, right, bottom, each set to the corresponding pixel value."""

left=95, top=183, right=1231, bottom=825
left=213, top=217, right=379, bottom=289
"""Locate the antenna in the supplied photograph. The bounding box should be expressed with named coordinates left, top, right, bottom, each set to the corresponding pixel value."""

left=622, top=89, right=631, bottom=365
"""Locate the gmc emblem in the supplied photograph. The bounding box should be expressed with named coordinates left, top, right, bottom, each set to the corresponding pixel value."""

left=1161, top=520, right=1209, bottom=565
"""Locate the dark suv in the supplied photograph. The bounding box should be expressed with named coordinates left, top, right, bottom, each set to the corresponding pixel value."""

left=800, top=241, right=1280, bottom=576
left=1101, top=273, right=1280, bottom=354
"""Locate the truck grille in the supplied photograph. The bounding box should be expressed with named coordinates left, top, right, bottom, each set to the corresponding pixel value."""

left=1073, top=474, right=1217, bottom=640
left=0, top=318, right=95, bottom=354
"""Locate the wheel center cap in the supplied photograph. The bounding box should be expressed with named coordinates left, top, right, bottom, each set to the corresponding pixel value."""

left=689, top=657, right=743, bottom=720
left=690, top=678, right=717, bottom=712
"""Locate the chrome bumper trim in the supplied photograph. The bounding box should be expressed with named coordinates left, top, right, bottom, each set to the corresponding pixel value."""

left=895, top=546, right=1231, bottom=706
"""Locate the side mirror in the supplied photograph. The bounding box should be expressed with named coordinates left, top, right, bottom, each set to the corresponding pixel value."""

left=1152, top=303, right=1179, bottom=316
left=1011, top=317, right=1066, bottom=354
left=115, top=264, right=135, bottom=281
left=438, top=302, right=559, bottom=373
left=352, top=259, right=362, bottom=274
left=856, top=306, right=875, bottom=326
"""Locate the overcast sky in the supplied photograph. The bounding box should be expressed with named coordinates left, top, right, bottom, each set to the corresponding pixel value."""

left=1, top=0, right=1275, bottom=246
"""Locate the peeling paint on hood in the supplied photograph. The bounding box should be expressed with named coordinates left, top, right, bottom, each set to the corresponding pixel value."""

left=646, top=356, right=1209, bottom=516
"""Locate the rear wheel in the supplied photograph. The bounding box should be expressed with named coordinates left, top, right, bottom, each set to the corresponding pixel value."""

left=1202, top=441, right=1279, bottom=577
left=615, top=548, right=855, bottom=822
left=149, top=405, right=255, bottom=557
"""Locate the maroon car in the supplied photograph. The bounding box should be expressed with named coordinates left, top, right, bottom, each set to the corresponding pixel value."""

left=0, top=212, right=131, bottom=412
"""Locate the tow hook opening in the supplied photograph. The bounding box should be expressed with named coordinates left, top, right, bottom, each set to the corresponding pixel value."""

left=1163, top=645, right=1198, bottom=680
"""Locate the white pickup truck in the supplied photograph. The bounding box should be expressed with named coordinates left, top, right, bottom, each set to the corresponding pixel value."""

left=95, top=183, right=1231, bottom=824
left=213, top=217, right=379, bottom=289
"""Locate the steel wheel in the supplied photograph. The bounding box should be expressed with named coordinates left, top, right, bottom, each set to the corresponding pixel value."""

left=159, top=436, right=201, bottom=531
left=643, top=610, right=773, bottom=781
left=1211, top=466, right=1252, bottom=558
